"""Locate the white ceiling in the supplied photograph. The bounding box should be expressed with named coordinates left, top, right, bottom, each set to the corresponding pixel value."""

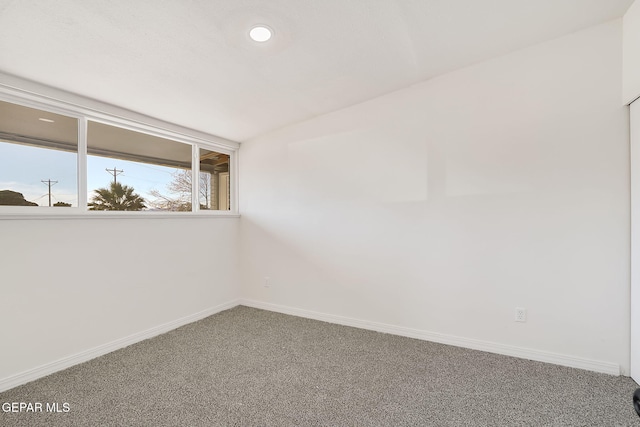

left=0, top=0, right=634, bottom=142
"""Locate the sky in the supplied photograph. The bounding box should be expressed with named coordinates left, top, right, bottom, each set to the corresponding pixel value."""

left=0, top=142, right=181, bottom=207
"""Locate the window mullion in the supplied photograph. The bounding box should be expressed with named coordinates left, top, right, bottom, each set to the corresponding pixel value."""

left=78, top=117, right=88, bottom=210
left=230, top=151, right=237, bottom=212
left=192, top=144, right=199, bottom=212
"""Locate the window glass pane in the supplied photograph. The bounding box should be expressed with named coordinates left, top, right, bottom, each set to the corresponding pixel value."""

left=0, top=100, right=78, bottom=207
left=87, top=121, right=192, bottom=211
left=200, top=148, right=230, bottom=211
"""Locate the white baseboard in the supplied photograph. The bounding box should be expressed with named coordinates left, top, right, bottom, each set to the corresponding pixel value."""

left=1, top=298, right=621, bottom=394
left=0, top=299, right=240, bottom=393
left=239, top=299, right=621, bottom=376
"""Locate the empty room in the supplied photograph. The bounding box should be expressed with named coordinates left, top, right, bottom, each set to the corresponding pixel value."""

left=2, top=0, right=640, bottom=425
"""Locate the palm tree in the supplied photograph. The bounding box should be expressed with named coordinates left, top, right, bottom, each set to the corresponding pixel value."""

left=89, top=182, right=146, bottom=211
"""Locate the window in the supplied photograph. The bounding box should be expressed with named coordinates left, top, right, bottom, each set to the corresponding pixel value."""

left=87, top=121, right=193, bottom=212
left=0, top=96, right=237, bottom=216
left=0, top=100, right=78, bottom=207
left=200, top=147, right=230, bottom=211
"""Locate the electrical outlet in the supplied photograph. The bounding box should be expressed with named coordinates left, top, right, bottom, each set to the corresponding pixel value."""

left=264, top=276, right=271, bottom=288
left=515, top=307, right=527, bottom=322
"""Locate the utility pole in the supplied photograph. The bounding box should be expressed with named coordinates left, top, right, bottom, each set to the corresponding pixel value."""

left=105, top=167, right=123, bottom=185
left=41, top=179, right=58, bottom=207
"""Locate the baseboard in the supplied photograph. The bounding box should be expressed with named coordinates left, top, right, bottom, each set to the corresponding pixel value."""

left=1, top=298, right=621, bottom=394
left=240, top=299, right=621, bottom=376
left=0, top=299, right=240, bottom=393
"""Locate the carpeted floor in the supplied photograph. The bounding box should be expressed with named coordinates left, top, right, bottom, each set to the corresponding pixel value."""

left=0, top=306, right=638, bottom=426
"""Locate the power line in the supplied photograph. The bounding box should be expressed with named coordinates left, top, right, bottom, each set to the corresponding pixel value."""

left=41, top=179, right=58, bottom=207
left=105, top=167, right=124, bottom=185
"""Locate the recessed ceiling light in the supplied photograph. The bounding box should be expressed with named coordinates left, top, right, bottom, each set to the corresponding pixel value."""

left=38, top=118, right=55, bottom=123
left=249, top=25, right=272, bottom=42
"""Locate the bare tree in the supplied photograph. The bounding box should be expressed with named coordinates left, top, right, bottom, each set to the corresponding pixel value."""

left=149, top=169, right=211, bottom=211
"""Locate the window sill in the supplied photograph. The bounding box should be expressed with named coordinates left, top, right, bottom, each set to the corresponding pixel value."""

left=0, top=209, right=240, bottom=220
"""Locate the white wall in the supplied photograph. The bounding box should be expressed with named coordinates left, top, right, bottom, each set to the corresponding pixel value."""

left=624, top=0, right=640, bottom=104
left=239, top=20, right=630, bottom=374
left=0, top=217, right=239, bottom=386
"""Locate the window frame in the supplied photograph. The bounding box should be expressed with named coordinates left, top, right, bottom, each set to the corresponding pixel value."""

left=0, top=85, right=239, bottom=219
